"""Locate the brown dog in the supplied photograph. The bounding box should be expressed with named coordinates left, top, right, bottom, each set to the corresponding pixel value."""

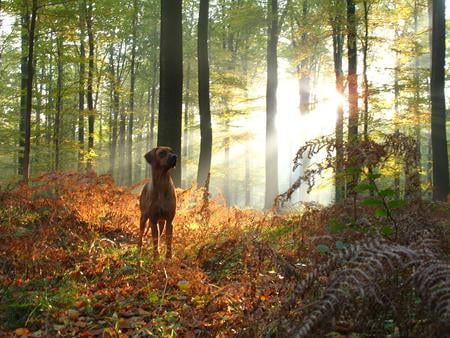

left=139, top=146, right=177, bottom=258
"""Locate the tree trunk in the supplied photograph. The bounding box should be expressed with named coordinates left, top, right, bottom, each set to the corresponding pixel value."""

left=86, top=0, right=95, bottom=171
left=146, top=60, right=158, bottom=178
left=265, top=0, right=279, bottom=209
left=430, top=0, right=449, bottom=201
left=346, top=0, right=358, bottom=193
left=362, top=0, right=369, bottom=142
left=118, top=104, right=126, bottom=183
left=405, top=0, right=422, bottom=201
left=299, top=0, right=310, bottom=114
left=127, top=0, right=138, bottom=185
left=21, top=0, right=37, bottom=181
left=109, top=50, right=120, bottom=176
left=18, top=5, right=29, bottom=177
left=158, top=0, right=183, bottom=186
left=394, top=37, right=401, bottom=199
left=197, top=0, right=212, bottom=187
left=55, top=36, right=63, bottom=171
left=347, top=0, right=358, bottom=142
left=35, top=65, right=43, bottom=146
left=183, top=61, right=191, bottom=184
left=331, top=6, right=345, bottom=201
left=78, top=0, right=86, bottom=170
left=223, top=119, right=230, bottom=203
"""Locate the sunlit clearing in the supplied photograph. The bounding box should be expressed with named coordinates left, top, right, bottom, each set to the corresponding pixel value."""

left=224, top=59, right=339, bottom=208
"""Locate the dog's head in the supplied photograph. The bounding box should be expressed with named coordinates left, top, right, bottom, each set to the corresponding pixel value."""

left=144, top=146, right=177, bottom=171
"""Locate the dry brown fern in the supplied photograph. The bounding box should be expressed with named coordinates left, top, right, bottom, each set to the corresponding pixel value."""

left=277, top=232, right=450, bottom=337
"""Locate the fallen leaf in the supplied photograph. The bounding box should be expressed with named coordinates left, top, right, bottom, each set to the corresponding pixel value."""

left=67, top=309, right=80, bottom=321
left=15, top=328, right=30, bottom=336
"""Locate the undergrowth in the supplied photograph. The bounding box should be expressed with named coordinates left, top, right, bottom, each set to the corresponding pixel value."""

left=0, top=171, right=449, bottom=337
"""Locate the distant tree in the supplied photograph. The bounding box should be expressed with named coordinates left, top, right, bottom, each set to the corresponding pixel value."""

left=126, top=0, right=139, bottom=184
left=78, top=0, right=86, bottom=171
left=158, top=0, right=183, bottom=186
left=55, top=35, right=63, bottom=170
left=265, top=0, right=279, bottom=209
left=86, top=0, right=95, bottom=171
left=430, top=0, right=449, bottom=201
left=329, top=0, right=345, bottom=201
left=197, top=0, right=212, bottom=187
left=347, top=0, right=357, bottom=143
left=346, top=0, right=358, bottom=193
left=18, top=0, right=37, bottom=181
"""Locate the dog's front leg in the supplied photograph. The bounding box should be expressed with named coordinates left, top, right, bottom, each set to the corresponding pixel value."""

left=165, top=222, right=173, bottom=259
left=150, top=221, right=160, bottom=258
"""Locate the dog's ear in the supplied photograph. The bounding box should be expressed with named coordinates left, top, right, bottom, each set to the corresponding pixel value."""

left=144, top=149, right=156, bottom=165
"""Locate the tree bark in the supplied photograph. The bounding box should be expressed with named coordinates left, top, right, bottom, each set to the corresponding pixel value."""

left=18, top=4, right=30, bottom=177
left=78, top=0, right=86, bottom=170
left=127, top=0, right=138, bottom=185
left=265, top=0, right=279, bottom=209
left=430, top=0, right=449, bottom=201
left=405, top=0, right=422, bottom=201
left=86, top=0, right=95, bottom=171
left=347, top=0, right=358, bottom=142
left=55, top=36, right=63, bottom=171
left=346, top=0, right=358, bottom=193
left=21, top=0, right=37, bottom=181
left=330, top=2, right=345, bottom=201
left=109, top=49, right=119, bottom=175
left=197, top=0, right=212, bottom=187
left=299, top=0, right=310, bottom=114
left=362, top=0, right=369, bottom=142
left=158, top=0, right=183, bottom=186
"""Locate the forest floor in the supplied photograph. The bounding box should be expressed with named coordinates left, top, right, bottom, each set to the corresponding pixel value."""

left=0, top=172, right=449, bottom=337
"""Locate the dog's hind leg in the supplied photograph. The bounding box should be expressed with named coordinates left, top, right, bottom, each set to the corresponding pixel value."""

left=165, top=221, right=173, bottom=259
left=150, top=219, right=160, bottom=258
left=138, top=214, right=147, bottom=251
left=157, top=219, right=165, bottom=236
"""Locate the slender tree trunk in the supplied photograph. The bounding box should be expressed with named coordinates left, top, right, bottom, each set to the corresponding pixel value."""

left=78, top=0, right=86, bottom=170
left=394, top=39, right=401, bottom=199
left=55, top=36, right=63, bottom=171
left=22, top=0, right=37, bottom=181
left=36, top=65, right=43, bottom=146
left=197, top=0, right=212, bottom=187
left=18, top=6, right=29, bottom=176
left=430, top=0, right=449, bottom=201
left=347, top=0, right=358, bottom=194
left=362, top=0, right=369, bottom=142
left=158, top=0, right=183, bottom=186
left=46, top=48, right=53, bottom=149
left=224, top=119, right=230, bottom=203
left=331, top=10, right=345, bottom=201
left=127, top=0, right=138, bottom=185
left=118, top=105, right=126, bottom=183
left=109, top=51, right=119, bottom=176
left=362, top=0, right=375, bottom=197
left=146, top=60, right=158, bottom=178
left=86, top=0, right=95, bottom=171
left=265, top=0, right=279, bottom=209
left=183, top=61, right=191, bottom=184
left=347, top=0, right=358, bottom=142
left=299, top=0, right=310, bottom=114
left=405, top=0, right=422, bottom=200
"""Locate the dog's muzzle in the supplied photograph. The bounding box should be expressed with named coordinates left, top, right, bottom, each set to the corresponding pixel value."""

left=168, top=154, right=177, bottom=168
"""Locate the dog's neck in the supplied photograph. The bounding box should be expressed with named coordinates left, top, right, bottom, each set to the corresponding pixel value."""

left=151, top=168, right=173, bottom=197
